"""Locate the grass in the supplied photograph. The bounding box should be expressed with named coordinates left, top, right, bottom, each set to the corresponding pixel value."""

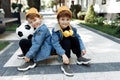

left=81, top=23, right=115, bottom=34
left=6, top=23, right=19, bottom=31
left=79, top=22, right=120, bottom=39
left=0, top=41, right=10, bottom=51
left=0, top=23, right=18, bottom=51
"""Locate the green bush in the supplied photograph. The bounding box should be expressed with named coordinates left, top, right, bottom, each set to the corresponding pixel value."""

left=94, top=16, right=106, bottom=25
left=11, top=3, right=18, bottom=9
left=77, top=11, right=86, bottom=20
left=114, top=26, right=120, bottom=34
left=17, top=4, right=23, bottom=12
left=11, top=3, right=23, bottom=12
left=106, top=14, right=120, bottom=28
left=116, top=14, right=120, bottom=20
left=84, top=5, right=96, bottom=23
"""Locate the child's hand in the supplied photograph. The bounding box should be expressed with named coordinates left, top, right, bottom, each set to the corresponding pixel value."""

left=62, top=54, right=69, bottom=64
left=24, top=57, right=30, bottom=62
left=81, top=50, right=86, bottom=55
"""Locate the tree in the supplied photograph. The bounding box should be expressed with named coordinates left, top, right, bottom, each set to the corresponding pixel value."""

left=27, top=0, right=41, bottom=11
left=0, top=0, right=1, bottom=8
left=84, top=4, right=96, bottom=23
left=0, top=0, right=11, bottom=17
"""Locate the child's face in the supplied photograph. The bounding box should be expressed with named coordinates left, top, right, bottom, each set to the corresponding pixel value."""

left=27, top=17, right=42, bottom=28
left=58, top=16, right=71, bottom=29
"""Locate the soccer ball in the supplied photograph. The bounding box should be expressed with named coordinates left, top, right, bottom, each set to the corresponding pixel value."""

left=16, top=21, right=35, bottom=39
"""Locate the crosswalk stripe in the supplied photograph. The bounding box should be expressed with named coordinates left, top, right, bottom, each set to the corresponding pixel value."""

left=4, top=48, right=24, bottom=67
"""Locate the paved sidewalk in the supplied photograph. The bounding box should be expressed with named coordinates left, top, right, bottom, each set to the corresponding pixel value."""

left=0, top=12, right=120, bottom=80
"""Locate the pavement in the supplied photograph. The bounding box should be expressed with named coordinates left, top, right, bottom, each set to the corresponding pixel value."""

left=0, top=11, right=120, bottom=80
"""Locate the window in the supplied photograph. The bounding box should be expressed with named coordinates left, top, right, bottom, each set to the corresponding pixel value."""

left=116, top=0, right=120, bottom=2
left=102, top=0, right=106, bottom=4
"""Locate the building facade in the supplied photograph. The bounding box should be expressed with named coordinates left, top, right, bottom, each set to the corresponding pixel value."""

left=66, top=0, right=120, bottom=19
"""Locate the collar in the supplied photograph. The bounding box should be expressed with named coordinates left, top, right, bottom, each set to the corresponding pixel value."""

left=53, top=23, right=61, bottom=32
left=53, top=23, right=73, bottom=32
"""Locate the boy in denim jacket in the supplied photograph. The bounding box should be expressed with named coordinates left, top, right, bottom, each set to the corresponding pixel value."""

left=51, top=6, right=91, bottom=77
left=17, top=8, right=52, bottom=71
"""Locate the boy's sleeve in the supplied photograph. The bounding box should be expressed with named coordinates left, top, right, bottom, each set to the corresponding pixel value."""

left=25, top=27, right=46, bottom=59
left=51, top=29, right=65, bottom=56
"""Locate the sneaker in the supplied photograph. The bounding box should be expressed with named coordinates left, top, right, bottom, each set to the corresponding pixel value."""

left=77, top=57, right=91, bottom=65
left=17, top=61, right=36, bottom=71
left=61, top=64, right=74, bottom=77
left=17, top=54, right=25, bottom=59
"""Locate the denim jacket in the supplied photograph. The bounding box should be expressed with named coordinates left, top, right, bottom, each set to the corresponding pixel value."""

left=25, top=24, right=52, bottom=62
left=51, top=23, right=85, bottom=56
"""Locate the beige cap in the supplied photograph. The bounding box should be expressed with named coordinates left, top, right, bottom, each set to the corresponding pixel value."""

left=26, top=7, right=41, bottom=17
left=57, top=6, right=72, bottom=16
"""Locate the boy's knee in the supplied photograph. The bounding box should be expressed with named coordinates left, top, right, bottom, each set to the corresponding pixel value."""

left=19, top=39, right=28, bottom=46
